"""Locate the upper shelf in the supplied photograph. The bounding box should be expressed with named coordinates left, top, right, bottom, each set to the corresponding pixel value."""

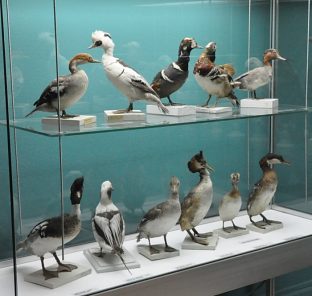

left=0, top=104, right=310, bottom=137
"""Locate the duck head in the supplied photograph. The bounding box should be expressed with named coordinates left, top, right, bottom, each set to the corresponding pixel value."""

left=100, top=180, right=114, bottom=204
left=230, top=172, right=240, bottom=185
left=70, top=176, right=84, bottom=205
left=89, top=31, right=115, bottom=53
left=178, top=37, right=202, bottom=56
left=169, top=176, right=180, bottom=196
left=187, top=150, right=214, bottom=174
left=263, top=49, right=286, bottom=64
left=205, top=42, right=217, bottom=55
left=259, top=152, right=290, bottom=169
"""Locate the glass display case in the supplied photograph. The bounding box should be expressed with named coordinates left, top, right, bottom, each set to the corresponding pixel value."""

left=1, top=0, right=312, bottom=295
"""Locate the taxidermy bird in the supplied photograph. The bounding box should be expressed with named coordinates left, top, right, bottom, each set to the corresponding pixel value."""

left=26, top=53, right=100, bottom=118
left=247, top=153, right=290, bottom=228
left=16, top=177, right=84, bottom=280
left=193, top=42, right=240, bottom=107
left=137, top=176, right=181, bottom=255
left=179, top=151, right=214, bottom=245
left=235, top=49, right=286, bottom=98
left=89, top=30, right=168, bottom=114
left=219, top=172, right=244, bottom=232
left=151, top=37, right=202, bottom=105
left=92, top=180, right=131, bottom=274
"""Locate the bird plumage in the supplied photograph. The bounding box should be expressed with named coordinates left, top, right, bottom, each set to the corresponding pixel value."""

left=179, top=151, right=214, bottom=245
left=151, top=37, right=201, bottom=105
left=92, top=180, right=130, bottom=273
left=247, top=153, right=289, bottom=228
left=137, top=176, right=181, bottom=254
left=235, top=48, right=286, bottom=98
left=90, top=30, right=168, bottom=114
left=16, top=177, right=84, bottom=279
left=219, top=173, right=242, bottom=232
left=193, top=42, right=239, bottom=107
left=26, top=54, right=100, bottom=118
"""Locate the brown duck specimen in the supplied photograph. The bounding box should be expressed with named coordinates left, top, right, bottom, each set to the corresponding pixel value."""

left=193, top=42, right=240, bottom=107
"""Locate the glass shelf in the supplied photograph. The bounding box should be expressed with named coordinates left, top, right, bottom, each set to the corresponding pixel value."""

left=1, top=104, right=309, bottom=137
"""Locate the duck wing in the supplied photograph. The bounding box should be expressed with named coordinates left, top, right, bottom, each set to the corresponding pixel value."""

left=138, top=202, right=166, bottom=228
left=93, top=210, right=125, bottom=250
left=247, top=179, right=263, bottom=210
left=33, top=75, right=70, bottom=107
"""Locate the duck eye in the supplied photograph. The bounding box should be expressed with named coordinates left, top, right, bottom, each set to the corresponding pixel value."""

left=95, top=40, right=102, bottom=46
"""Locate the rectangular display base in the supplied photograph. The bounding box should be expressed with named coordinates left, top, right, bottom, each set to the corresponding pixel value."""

left=24, top=264, right=91, bottom=289
left=84, top=248, right=140, bottom=273
left=104, top=110, right=145, bottom=122
left=146, top=104, right=196, bottom=116
left=195, top=106, right=232, bottom=114
left=216, top=227, right=249, bottom=238
left=41, top=115, right=96, bottom=127
left=181, top=233, right=219, bottom=250
left=240, top=98, right=278, bottom=109
left=137, top=244, right=180, bottom=261
left=246, top=222, right=283, bottom=234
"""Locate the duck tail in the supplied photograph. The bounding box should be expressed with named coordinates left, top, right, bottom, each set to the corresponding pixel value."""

left=16, top=240, right=26, bottom=252
left=157, top=101, right=169, bottom=114
left=222, top=64, right=235, bottom=76
left=117, top=252, right=132, bottom=275
left=25, top=107, right=38, bottom=118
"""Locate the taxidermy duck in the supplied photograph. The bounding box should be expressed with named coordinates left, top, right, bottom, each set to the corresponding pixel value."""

left=193, top=42, right=240, bottom=107
left=89, top=30, right=168, bottom=114
left=235, top=49, right=286, bottom=98
left=16, top=177, right=84, bottom=280
left=137, top=176, right=181, bottom=255
left=26, top=54, right=100, bottom=118
left=247, top=153, right=290, bottom=228
left=219, top=172, right=244, bottom=232
left=179, top=151, right=214, bottom=245
left=151, top=37, right=202, bottom=105
left=92, top=180, right=131, bottom=274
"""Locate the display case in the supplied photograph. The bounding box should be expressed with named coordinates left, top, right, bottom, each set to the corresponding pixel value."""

left=1, top=0, right=312, bottom=295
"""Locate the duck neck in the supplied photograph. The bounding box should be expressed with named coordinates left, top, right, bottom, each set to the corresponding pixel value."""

left=69, top=60, right=80, bottom=74
left=199, top=168, right=210, bottom=182
left=170, top=192, right=180, bottom=200
left=104, top=46, right=114, bottom=57
left=71, top=204, right=81, bottom=219
left=176, top=53, right=191, bottom=71
left=231, top=182, right=239, bottom=192
left=263, top=55, right=272, bottom=66
left=205, top=51, right=216, bottom=63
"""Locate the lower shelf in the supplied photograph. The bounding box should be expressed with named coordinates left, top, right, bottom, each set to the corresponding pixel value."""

left=1, top=209, right=312, bottom=296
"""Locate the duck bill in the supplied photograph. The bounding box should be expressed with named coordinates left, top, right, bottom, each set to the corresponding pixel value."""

left=205, top=163, right=214, bottom=172
left=91, top=59, right=101, bottom=63
left=196, top=45, right=204, bottom=49
left=88, top=43, right=97, bottom=49
left=282, top=159, right=291, bottom=165
left=277, top=54, right=287, bottom=61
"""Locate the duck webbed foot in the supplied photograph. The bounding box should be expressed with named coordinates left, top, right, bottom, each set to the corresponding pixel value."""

left=166, top=96, right=183, bottom=106
left=163, top=234, right=176, bottom=252
left=249, top=215, right=266, bottom=229
left=260, top=214, right=282, bottom=225
left=187, top=229, right=209, bottom=245
left=113, top=102, right=134, bottom=114
left=40, top=256, right=59, bottom=280
left=147, top=237, right=160, bottom=254
left=192, top=227, right=212, bottom=238
left=59, top=110, right=78, bottom=118
left=52, top=252, right=77, bottom=273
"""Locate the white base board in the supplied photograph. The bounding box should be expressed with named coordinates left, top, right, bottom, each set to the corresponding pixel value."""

left=104, top=110, right=145, bottom=122
left=240, top=98, right=278, bottom=109
left=137, top=244, right=180, bottom=261
left=246, top=222, right=283, bottom=234
left=84, top=248, right=140, bottom=273
left=41, top=115, right=96, bottom=127
left=181, top=233, right=219, bottom=250
left=24, top=264, right=91, bottom=289
left=195, top=106, right=232, bottom=114
left=216, top=227, right=249, bottom=238
left=146, top=104, right=196, bottom=116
